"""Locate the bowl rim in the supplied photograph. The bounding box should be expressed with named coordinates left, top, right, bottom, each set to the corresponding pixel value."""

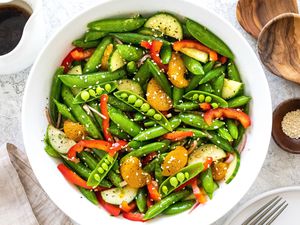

left=22, top=0, right=272, bottom=224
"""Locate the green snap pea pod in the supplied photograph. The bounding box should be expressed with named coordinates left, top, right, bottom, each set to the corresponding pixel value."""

left=78, top=187, right=98, bottom=205
left=83, top=36, right=112, bottom=73
left=218, top=126, right=233, bottom=142
left=182, top=54, right=204, bottom=75
left=108, top=105, right=142, bottom=137
left=72, top=39, right=100, bottom=48
left=144, top=120, right=156, bottom=127
left=123, top=142, right=168, bottom=160
left=93, top=149, right=107, bottom=159
left=211, top=74, right=225, bottom=97
left=114, top=90, right=172, bottom=131
left=88, top=18, right=146, bottom=32
left=136, top=188, right=147, bottom=213
left=108, top=95, right=134, bottom=112
left=87, top=101, right=103, bottom=131
left=73, top=81, right=117, bottom=104
left=183, top=90, right=228, bottom=107
left=138, top=27, right=164, bottom=37
left=186, top=19, right=234, bottom=59
left=159, top=163, right=204, bottom=197
left=99, top=179, right=113, bottom=188
left=84, top=31, right=107, bottom=42
left=198, top=83, right=214, bottom=93
left=227, top=96, right=251, bottom=108
left=53, top=99, right=76, bottom=122
left=179, top=113, right=224, bottom=130
left=58, top=69, right=126, bottom=88
left=63, top=159, right=91, bottom=180
left=78, top=151, right=98, bottom=170
left=173, top=87, right=184, bottom=106
left=112, top=33, right=170, bottom=45
left=200, top=167, right=214, bottom=195
left=116, top=44, right=143, bottom=61
left=226, top=119, right=238, bottom=140
left=155, top=163, right=164, bottom=185
left=87, top=153, right=118, bottom=187
left=227, top=59, right=241, bottom=82
left=185, top=61, right=215, bottom=92
left=133, top=112, right=144, bottom=121
left=207, top=181, right=219, bottom=199
left=244, top=103, right=250, bottom=114
left=174, top=102, right=199, bottom=111
left=176, top=128, right=207, bottom=138
left=199, top=65, right=226, bottom=85
left=160, top=44, right=172, bottom=64
left=146, top=59, right=172, bottom=98
left=108, top=122, right=131, bottom=140
left=163, top=199, right=196, bottom=215
left=182, top=24, right=192, bottom=38
left=233, top=124, right=245, bottom=148
left=144, top=190, right=191, bottom=220
left=133, top=116, right=181, bottom=141
left=133, top=62, right=151, bottom=90
left=107, top=170, right=123, bottom=187
left=49, top=67, right=64, bottom=124
left=206, top=131, right=234, bottom=152
left=127, top=61, right=137, bottom=74
left=61, top=85, right=101, bottom=139
left=127, top=140, right=151, bottom=149
left=143, top=158, right=159, bottom=173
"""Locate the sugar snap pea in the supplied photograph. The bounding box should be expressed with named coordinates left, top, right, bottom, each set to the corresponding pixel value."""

left=226, top=119, right=238, bottom=140
left=112, top=33, right=170, bottom=45
left=133, top=116, right=181, bottom=141
left=176, top=128, right=206, bottom=138
left=72, top=39, right=99, bottom=48
left=186, top=19, right=234, bottom=59
left=174, top=102, right=199, bottom=111
left=233, top=124, right=245, bottom=148
left=206, top=131, right=234, bottom=152
left=83, top=36, right=112, bottom=73
left=126, top=61, right=137, bottom=74
left=114, top=90, right=172, bottom=131
left=133, top=62, right=151, bottom=90
left=108, top=122, right=131, bottom=140
left=78, top=151, right=98, bottom=170
left=61, top=85, right=101, bottom=139
left=182, top=54, right=204, bottom=75
left=173, top=87, right=184, bottom=106
left=199, top=65, right=226, bottom=85
left=63, top=159, right=91, bottom=180
left=144, top=120, right=156, bottom=127
left=53, top=99, right=76, bottom=122
left=116, top=44, right=143, bottom=61
left=155, top=162, right=164, bottom=185
left=163, top=199, right=196, bottom=215
left=227, top=59, right=241, bottom=82
left=59, top=69, right=126, bottom=88
left=199, top=83, right=214, bottom=93
left=227, top=96, right=251, bottom=108
left=49, top=67, right=64, bottom=124
left=144, top=190, right=191, bottom=220
left=133, top=112, right=144, bottom=121
left=200, top=167, right=215, bottom=195
left=179, top=113, right=224, bottom=130
left=160, top=44, right=172, bottom=64
left=146, top=59, right=172, bottom=98
left=159, top=163, right=204, bottom=197
left=84, top=31, right=107, bottom=42
left=107, top=169, right=123, bottom=187
left=88, top=18, right=146, bottom=32
left=218, top=127, right=233, bottom=142
left=78, top=186, right=98, bottom=205
left=212, top=74, right=225, bottom=97
left=107, top=95, right=134, bottom=112
left=208, top=181, right=219, bottom=199
left=123, top=142, right=168, bottom=160
left=184, top=90, right=228, bottom=107
left=136, top=188, right=147, bottom=213
left=127, top=140, right=151, bottom=149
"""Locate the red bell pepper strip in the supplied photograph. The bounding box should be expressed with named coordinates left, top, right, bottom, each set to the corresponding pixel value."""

left=61, top=47, right=81, bottom=73
left=123, top=212, right=146, bottom=222
left=120, top=201, right=137, bottom=213
left=97, top=193, right=121, bottom=217
left=57, top=163, right=92, bottom=189
left=204, top=108, right=251, bottom=128
left=146, top=196, right=153, bottom=208
left=173, top=40, right=218, bottom=61
left=203, top=157, right=213, bottom=171
left=163, top=131, right=194, bottom=141
left=147, top=179, right=161, bottom=201
left=67, top=140, right=112, bottom=161
left=100, top=94, right=113, bottom=142
left=141, top=152, right=158, bottom=165
left=199, top=102, right=212, bottom=111
left=219, top=56, right=228, bottom=64
left=70, top=48, right=95, bottom=61
left=140, top=40, right=152, bottom=49
left=191, top=179, right=207, bottom=204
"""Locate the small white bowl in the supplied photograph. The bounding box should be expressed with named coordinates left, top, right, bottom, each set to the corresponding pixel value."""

left=22, top=0, right=272, bottom=224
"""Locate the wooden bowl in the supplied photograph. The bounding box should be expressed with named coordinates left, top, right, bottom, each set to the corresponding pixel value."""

left=236, top=0, right=298, bottom=39
left=258, top=13, right=300, bottom=84
left=272, top=98, right=300, bottom=153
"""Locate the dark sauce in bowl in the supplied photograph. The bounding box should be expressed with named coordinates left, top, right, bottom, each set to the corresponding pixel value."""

left=0, top=5, right=31, bottom=56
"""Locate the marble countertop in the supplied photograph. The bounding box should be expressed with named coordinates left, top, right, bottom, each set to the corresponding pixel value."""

left=0, top=0, right=300, bottom=224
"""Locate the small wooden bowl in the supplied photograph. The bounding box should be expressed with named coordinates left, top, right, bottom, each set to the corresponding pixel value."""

left=236, top=0, right=298, bottom=39
left=258, top=13, right=300, bottom=85
left=272, top=98, right=300, bottom=153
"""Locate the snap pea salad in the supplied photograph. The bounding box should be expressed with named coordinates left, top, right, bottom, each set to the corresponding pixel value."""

left=45, top=12, right=251, bottom=221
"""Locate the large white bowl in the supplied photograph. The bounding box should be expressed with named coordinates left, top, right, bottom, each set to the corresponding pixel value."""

left=22, top=0, right=272, bottom=224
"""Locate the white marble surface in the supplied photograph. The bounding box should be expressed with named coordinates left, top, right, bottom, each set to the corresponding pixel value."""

left=0, top=0, right=300, bottom=224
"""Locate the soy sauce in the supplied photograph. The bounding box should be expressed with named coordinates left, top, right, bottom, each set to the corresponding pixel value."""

left=0, top=5, right=31, bottom=55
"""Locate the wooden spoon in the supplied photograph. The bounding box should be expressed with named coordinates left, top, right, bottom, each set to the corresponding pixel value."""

left=236, top=0, right=298, bottom=39
left=258, top=13, right=300, bottom=84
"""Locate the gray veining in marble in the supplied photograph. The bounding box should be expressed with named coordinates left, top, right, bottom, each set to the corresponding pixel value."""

left=0, top=0, right=300, bottom=224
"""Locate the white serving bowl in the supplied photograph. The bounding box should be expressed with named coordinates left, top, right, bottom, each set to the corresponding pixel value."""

left=22, top=0, right=272, bottom=224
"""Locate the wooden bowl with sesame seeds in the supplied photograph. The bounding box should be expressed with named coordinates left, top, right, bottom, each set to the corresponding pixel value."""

left=272, top=98, right=300, bottom=153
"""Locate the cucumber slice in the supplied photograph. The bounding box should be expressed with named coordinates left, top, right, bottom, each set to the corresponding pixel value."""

left=179, top=48, right=208, bottom=63
left=47, top=125, right=76, bottom=154
left=221, top=78, right=243, bottom=100
left=188, top=144, right=226, bottom=166
left=225, top=151, right=240, bottom=184
left=117, top=79, right=143, bottom=96
left=144, top=13, right=183, bottom=40
left=101, top=186, right=138, bottom=205
left=109, top=49, right=125, bottom=72
left=68, top=65, right=82, bottom=75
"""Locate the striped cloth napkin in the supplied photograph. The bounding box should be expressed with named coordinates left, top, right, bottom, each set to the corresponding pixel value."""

left=0, top=143, right=74, bottom=225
